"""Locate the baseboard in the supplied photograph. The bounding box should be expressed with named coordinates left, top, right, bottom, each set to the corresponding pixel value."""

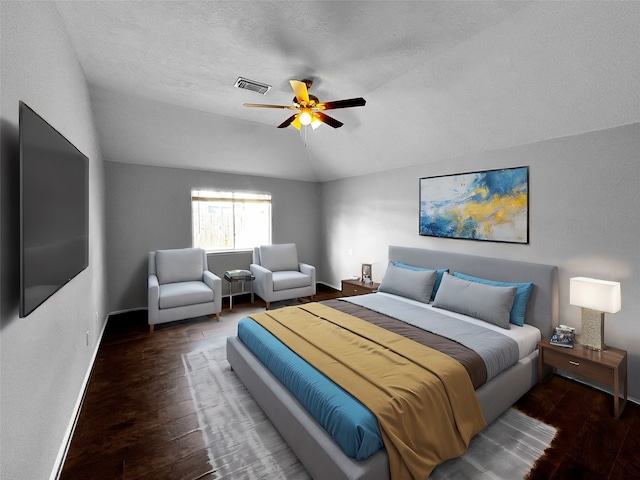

left=107, top=306, right=147, bottom=316
left=48, top=313, right=108, bottom=480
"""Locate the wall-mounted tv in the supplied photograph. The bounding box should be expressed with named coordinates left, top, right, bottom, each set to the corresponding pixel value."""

left=19, top=101, right=89, bottom=317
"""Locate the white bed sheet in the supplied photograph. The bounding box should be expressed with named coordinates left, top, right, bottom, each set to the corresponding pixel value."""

left=373, top=292, right=541, bottom=360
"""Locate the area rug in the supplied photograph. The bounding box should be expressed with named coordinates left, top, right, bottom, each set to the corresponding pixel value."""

left=183, top=346, right=556, bottom=479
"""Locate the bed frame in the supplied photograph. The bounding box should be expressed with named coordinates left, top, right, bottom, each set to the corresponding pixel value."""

left=226, top=246, right=558, bottom=480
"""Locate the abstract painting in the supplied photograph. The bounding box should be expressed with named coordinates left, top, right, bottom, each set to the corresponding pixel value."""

left=419, top=166, right=528, bottom=243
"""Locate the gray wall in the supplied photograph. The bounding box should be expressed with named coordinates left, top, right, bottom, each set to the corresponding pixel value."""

left=320, top=123, right=640, bottom=401
left=0, top=3, right=107, bottom=480
left=105, top=161, right=320, bottom=312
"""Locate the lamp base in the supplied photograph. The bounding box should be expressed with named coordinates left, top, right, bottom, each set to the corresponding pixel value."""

left=578, top=308, right=605, bottom=351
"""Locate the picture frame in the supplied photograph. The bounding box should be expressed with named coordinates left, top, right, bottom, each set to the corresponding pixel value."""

left=361, top=263, right=372, bottom=283
left=419, top=166, right=529, bottom=244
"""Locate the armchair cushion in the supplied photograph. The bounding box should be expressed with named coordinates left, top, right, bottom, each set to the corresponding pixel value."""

left=159, top=281, right=214, bottom=309
left=272, top=271, right=312, bottom=292
left=259, top=244, right=299, bottom=272
left=155, top=248, right=203, bottom=284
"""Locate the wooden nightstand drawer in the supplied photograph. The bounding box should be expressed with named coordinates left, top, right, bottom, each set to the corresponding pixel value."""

left=341, top=279, right=380, bottom=297
left=543, top=348, right=612, bottom=386
left=343, top=284, right=364, bottom=296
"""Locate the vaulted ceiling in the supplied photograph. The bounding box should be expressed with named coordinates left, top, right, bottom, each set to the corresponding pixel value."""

left=55, top=1, right=639, bottom=182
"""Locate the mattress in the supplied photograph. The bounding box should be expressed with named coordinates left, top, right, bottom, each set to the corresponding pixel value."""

left=351, top=292, right=542, bottom=361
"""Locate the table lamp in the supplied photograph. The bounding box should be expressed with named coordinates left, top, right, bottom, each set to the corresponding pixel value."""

left=569, top=277, right=621, bottom=351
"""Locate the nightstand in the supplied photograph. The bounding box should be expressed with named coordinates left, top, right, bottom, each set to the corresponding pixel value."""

left=538, top=338, right=628, bottom=418
left=341, top=279, right=380, bottom=297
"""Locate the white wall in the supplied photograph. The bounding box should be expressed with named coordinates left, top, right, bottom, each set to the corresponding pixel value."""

left=0, top=3, right=107, bottom=480
left=320, top=124, right=640, bottom=401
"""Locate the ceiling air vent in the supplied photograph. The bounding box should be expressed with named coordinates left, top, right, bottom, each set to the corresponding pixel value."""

left=234, top=77, right=271, bottom=95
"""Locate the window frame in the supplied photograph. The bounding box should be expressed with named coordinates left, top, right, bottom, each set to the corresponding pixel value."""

left=191, top=189, right=272, bottom=253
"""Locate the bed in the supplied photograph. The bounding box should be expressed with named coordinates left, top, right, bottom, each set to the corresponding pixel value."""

left=226, top=246, right=558, bottom=479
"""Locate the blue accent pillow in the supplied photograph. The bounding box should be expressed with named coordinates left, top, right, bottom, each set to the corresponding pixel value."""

left=393, top=261, right=448, bottom=300
left=453, top=272, right=533, bottom=327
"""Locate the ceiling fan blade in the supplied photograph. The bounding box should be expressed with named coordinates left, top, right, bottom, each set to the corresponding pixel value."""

left=277, top=114, right=298, bottom=128
left=318, top=97, right=366, bottom=110
left=244, top=103, right=296, bottom=109
left=289, top=80, right=310, bottom=104
left=291, top=116, right=302, bottom=130
left=315, top=111, right=344, bottom=128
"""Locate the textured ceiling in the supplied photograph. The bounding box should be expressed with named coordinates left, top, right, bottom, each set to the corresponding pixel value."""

left=55, top=1, right=640, bottom=182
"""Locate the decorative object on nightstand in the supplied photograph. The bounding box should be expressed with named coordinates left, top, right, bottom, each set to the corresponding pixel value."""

left=549, top=325, right=575, bottom=348
left=341, top=278, right=380, bottom=297
left=361, top=263, right=373, bottom=284
left=570, top=277, right=621, bottom=351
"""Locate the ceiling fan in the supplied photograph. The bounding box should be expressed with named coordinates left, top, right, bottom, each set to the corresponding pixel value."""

left=243, top=79, right=366, bottom=130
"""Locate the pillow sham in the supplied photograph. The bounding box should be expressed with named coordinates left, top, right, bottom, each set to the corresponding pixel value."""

left=378, top=262, right=437, bottom=304
left=453, top=272, right=533, bottom=327
left=393, top=261, right=448, bottom=300
left=432, top=273, right=517, bottom=329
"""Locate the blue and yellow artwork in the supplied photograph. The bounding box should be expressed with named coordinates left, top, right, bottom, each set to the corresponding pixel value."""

left=419, top=166, right=528, bottom=243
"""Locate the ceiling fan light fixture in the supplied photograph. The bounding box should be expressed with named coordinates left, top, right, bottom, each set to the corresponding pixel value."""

left=243, top=78, right=365, bottom=130
left=299, top=110, right=312, bottom=126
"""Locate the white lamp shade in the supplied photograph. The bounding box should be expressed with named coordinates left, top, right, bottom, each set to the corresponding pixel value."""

left=570, top=277, right=621, bottom=313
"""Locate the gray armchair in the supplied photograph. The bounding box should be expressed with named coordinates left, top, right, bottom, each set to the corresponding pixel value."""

left=148, top=247, right=222, bottom=332
left=250, top=243, right=316, bottom=309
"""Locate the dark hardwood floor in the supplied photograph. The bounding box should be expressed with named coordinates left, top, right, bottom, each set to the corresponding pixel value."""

left=60, top=287, right=639, bottom=479
left=517, top=375, right=640, bottom=479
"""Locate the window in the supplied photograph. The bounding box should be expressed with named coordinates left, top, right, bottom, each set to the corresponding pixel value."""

left=191, top=189, right=271, bottom=252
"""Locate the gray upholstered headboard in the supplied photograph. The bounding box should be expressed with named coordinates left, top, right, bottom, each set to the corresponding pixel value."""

left=388, top=246, right=559, bottom=337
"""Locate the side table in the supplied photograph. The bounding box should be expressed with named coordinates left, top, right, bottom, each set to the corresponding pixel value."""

left=537, top=338, right=628, bottom=418
left=224, top=270, right=255, bottom=311
left=341, top=279, right=380, bottom=297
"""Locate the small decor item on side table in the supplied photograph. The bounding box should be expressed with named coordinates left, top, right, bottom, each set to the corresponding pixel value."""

left=549, top=325, right=575, bottom=348
left=361, top=263, right=373, bottom=284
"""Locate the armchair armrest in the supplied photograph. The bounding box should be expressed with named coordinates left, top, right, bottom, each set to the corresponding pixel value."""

left=250, top=263, right=273, bottom=299
left=148, top=274, right=160, bottom=324
left=250, top=263, right=272, bottom=282
left=203, top=270, right=222, bottom=313
left=203, top=270, right=222, bottom=291
left=299, top=263, right=317, bottom=295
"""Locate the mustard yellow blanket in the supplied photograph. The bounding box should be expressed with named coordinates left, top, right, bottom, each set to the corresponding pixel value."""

left=249, top=303, right=486, bottom=479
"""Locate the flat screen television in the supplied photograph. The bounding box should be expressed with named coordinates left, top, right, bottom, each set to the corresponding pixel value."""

left=19, top=101, right=89, bottom=317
